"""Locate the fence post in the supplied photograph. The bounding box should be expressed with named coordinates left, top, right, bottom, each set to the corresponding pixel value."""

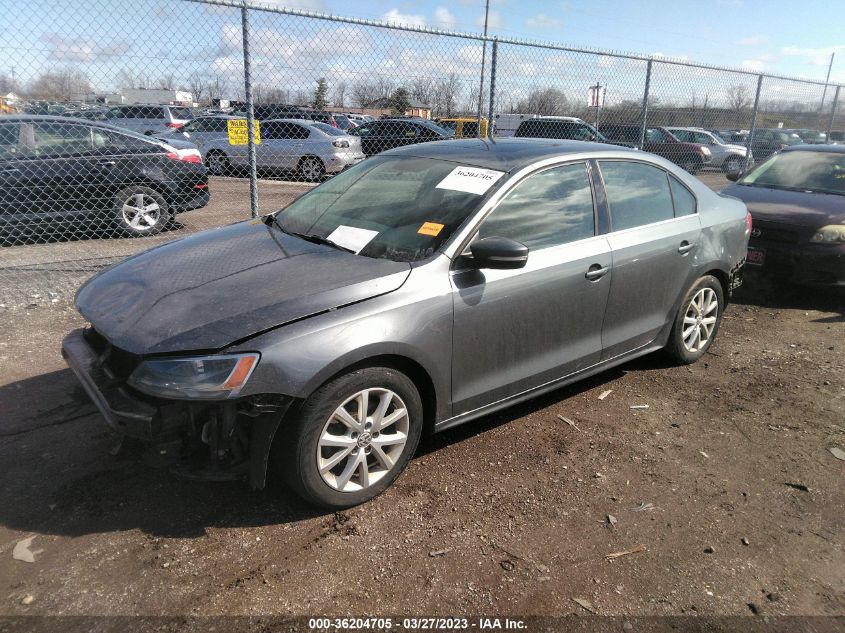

left=487, top=39, right=498, bottom=139
left=745, top=74, right=764, bottom=172
left=826, top=85, right=840, bottom=141
left=638, top=59, right=653, bottom=150
left=241, top=1, right=259, bottom=218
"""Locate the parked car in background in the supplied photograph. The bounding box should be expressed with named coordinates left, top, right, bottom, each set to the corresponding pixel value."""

left=601, top=125, right=712, bottom=173
left=202, top=118, right=363, bottom=181
left=351, top=118, right=454, bottom=156
left=332, top=114, right=358, bottom=132
left=722, top=145, right=845, bottom=286
left=62, top=137, right=749, bottom=508
left=251, top=104, right=309, bottom=121
left=436, top=117, right=489, bottom=138
left=784, top=128, right=827, bottom=144
left=156, top=114, right=235, bottom=156
left=666, top=127, right=752, bottom=173
left=494, top=113, right=542, bottom=137
left=829, top=131, right=845, bottom=144
left=515, top=117, right=607, bottom=143
left=103, top=104, right=194, bottom=136
left=0, top=115, right=208, bottom=238
left=744, top=128, right=802, bottom=161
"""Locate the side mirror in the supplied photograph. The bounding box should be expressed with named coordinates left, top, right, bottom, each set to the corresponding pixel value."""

left=468, top=236, right=529, bottom=270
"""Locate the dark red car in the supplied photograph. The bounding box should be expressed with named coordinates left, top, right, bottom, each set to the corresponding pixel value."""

left=721, top=145, right=845, bottom=286
left=601, top=125, right=713, bottom=174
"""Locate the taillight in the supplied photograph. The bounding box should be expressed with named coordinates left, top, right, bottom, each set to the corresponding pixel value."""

left=165, top=122, right=182, bottom=129
left=330, top=118, right=337, bottom=128
left=165, top=148, right=203, bottom=164
left=745, top=211, right=753, bottom=235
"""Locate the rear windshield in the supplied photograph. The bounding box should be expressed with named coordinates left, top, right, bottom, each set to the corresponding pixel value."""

left=740, top=150, right=845, bottom=195
left=169, top=107, right=193, bottom=120
left=312, top=122, right=346, bottom=136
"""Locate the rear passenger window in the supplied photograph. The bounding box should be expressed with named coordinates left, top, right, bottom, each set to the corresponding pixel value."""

left=478, top=163, right=595, bottom=249
left=599, top=161, right=674, bottom=231
left=668, top=175, right=697, bottom=216
left=32, top=123, right=93, bottom=156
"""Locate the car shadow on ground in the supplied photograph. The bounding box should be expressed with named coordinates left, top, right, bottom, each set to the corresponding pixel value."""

left=0, top=219, right=187, bottom=247
left=733, top=273, right=845, bottom=320
left=0, top=361, right=631, bottom=541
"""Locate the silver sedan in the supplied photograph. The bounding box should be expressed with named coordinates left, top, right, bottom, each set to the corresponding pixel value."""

left=202, top=118, right=365, bottom=181
left=667, top=127, right=752, bottom=173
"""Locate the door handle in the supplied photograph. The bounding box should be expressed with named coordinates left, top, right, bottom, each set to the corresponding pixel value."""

left=98, top=160, right=116, bottom=167
left=585, top=264, right=609, bottom=281
left=678, top=241, right=695, bottom=254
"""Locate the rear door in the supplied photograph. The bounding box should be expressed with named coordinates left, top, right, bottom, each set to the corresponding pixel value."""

left=451, top=161, right=612, bottom=414
left=260, top=122, right=302, bottom=170
left=0, top=122, right=29, bottom=220
left=596, top=160, right=701, bottom=359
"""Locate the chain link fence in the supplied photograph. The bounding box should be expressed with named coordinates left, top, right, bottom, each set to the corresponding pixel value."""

left=1, top=0, right=843, bottom=305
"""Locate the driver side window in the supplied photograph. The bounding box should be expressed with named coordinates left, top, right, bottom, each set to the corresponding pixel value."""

left=477, top=163, right=596, bottom=250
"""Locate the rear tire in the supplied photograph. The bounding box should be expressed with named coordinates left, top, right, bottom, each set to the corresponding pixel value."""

left=274, top=367, right=423, bottom=509
left=298, top=156, right=325, bottom=182
left=206, top=151, right=230, bottom=176
left=112, top=186, right=170, bottom=237
left=665, top=275, right=724, bottom=364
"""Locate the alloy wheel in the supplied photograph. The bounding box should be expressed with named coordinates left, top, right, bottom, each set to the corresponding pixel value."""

left=316, top=388, right=410, bottom=492
left=300, top=157, right=324, bottom=181
left=682, top=287, right=718, bottom=353
left=121, top=193, right=161, bottom=232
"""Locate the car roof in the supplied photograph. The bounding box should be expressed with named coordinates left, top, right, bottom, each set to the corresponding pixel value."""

left=381, top=137, right=639, bottom=171
left=666, top=126, right=708, bottom=132
left=0, top=114, right=169, bottom=143
left=782, top=143, right=845, bottom=154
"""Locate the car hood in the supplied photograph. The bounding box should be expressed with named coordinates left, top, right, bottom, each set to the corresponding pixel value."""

left=721, top=183, right=845, bottom=226
left=75, top=220, right=412, bottom=355
left=722, top=143, right=748, bottom=153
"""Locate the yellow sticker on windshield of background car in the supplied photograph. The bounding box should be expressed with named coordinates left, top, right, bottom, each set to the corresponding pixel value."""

left=418, top=222, right=444, bottom=237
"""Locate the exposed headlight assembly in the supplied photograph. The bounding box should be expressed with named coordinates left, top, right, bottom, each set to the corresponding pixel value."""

left=128, top=353, right=259, bottom=400
left=810, top=225, right=845, bottom=244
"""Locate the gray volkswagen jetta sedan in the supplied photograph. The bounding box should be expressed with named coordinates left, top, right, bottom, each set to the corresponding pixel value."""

left=63, top=138, right=750, bottom=508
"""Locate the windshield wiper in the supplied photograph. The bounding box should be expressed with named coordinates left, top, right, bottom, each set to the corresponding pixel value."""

left=264, top=215, right=355, bottom=253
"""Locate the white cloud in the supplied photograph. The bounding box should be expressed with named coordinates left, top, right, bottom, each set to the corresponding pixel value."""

left=781, top=45, right=844, bottom=66
left=526, top=13, right=562, bottom=29
left=736, top=35, right=768, bottom=46
left=433, top=7, right=457, bottom=30
left=382, top=8, right=428, bottom=29
left=476, top=10, right=503, bottom=30
left=741, top=59, right=766, bottom=72
left=41, top=33, right=132, bottom=62
left=596, top=55, right=615, bottom=68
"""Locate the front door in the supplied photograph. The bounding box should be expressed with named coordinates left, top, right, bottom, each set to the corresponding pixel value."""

left=450, top=161, right=612, bottom=415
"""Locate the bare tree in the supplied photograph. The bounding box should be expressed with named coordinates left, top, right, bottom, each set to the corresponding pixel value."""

left=517, top=87, right=569, bottom=116
left=0, top=72, right=19, bottom=94
left=432, top=73, right=461, bottom=116
left=726, top=84, right=752, bottom=111
left=409, top=77, right=434, bottom=107
left=331, top=81, right=347, bottom=108
left=188, top=72, right=205, bottom=104
left=28, top=67, right=92, bottom=101
left=352, top=78, right=394, bottom=108
left=157, top=73, right=175, bottom=90
left=116, top=68, right=150, bottom=90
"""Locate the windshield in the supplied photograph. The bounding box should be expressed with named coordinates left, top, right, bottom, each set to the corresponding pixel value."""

left=740, top=150, right=845, bottom=195
left=438, top=120, right=458, bottom=132
left=420, top=120, right=454, bottom=136
left=312, top=122, right=346, bottom=136
left=272, top=156, right=502, bottom=262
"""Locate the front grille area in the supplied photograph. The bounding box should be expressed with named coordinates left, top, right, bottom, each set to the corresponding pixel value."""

left=751, top=220, right=802, bottom=244
left=83, top=326, right=140, bottom=379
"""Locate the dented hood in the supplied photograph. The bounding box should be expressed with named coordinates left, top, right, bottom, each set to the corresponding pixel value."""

left=76, top=220, right=411, bottom=355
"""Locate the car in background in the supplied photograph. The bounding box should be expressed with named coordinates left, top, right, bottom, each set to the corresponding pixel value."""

left=784, top=128, right=827, bottom=144
left=156, top=114, right=236, bottom=156
left=666, top=127, right=752, bottom=174
left=744, top=128, right=802, bottom=161
left=202, top=118, right=363, bottom=181
left=332, top=114, right=358, bottom=132
left=251, top=104, right=309, bottom=121
left=436, top=117, right=489, bottom=138
left=829, top=131, right=845, bottom=144
left=351, top=118, right=455, bottom=156
left=103, top=104, right=194, bottom=136
left=62, top=137, right=749, bottom=508
left=515, top=117, right=607, bottom=143
left=722, top=145, right=845, bottom=286
left=601, top=125, right=712, bottom=173
left=0, top=115, right=208, bottom=239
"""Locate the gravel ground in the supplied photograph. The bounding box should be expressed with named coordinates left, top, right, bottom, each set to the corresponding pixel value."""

left=0, top=170, right=843, bottom=622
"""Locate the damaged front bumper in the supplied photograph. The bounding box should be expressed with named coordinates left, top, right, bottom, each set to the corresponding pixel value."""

left=61, top=328, right=293, bottom=489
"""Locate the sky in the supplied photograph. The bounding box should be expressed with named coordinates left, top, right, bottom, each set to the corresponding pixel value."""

left=2, top=0, right=845, bottom=111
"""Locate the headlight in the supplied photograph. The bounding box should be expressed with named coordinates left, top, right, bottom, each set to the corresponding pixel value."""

left=810, top=225, right=845, bottom=244
left=332, top=139, right=350, bottom=148
left=701, top=147, right=711, bottom=157
left=128, top=353, right=259, bottom=400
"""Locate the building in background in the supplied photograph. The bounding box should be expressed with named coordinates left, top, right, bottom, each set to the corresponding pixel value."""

left=85, top=88, right=193, bottom=105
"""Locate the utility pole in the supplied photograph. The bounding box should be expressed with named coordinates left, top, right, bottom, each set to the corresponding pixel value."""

left=819, top=52, right=835, bottom=128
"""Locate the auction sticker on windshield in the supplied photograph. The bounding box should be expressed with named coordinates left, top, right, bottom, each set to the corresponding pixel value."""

left=327, top=225, right=379, bottom=253
left=436, top=166, right=505, bottom=195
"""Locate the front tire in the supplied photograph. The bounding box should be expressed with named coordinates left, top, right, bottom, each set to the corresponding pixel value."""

left=723, top=156, right=743, bottom=174
left=275, top=367, right=423, bottom=509
left=665, top=275, right=724, bottom=364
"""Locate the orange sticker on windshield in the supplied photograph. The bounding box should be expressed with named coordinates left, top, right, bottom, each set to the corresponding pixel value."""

left=418, top=222, right=444, bottom=237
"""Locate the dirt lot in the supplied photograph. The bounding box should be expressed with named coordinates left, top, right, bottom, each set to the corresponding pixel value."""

left=0, top=171, right=843, bottom=623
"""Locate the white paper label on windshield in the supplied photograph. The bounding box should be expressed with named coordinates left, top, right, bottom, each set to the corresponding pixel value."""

left=326, top=225, right=378, bottom=254
left=435, top=166, right=505, bottom=195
